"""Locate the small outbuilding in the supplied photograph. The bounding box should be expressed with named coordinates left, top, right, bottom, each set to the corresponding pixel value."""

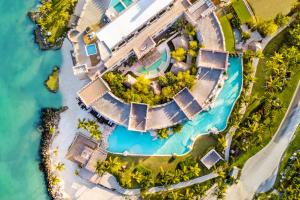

left=201, top=149, right=223, bottom=169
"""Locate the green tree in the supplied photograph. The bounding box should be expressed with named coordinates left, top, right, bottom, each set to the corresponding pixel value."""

left=257, top=20, right=278, bottom=37
left=171, top=48, right=186, bottom=62
left=55, top=162, right=65, bottom=171
left=274, top=13, right=290, bottom=27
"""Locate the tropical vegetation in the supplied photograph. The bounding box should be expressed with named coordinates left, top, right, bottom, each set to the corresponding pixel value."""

left=232, top=0, right=252, bottom=23
left=103, top=71, right=196, bottom=105
left=96, top=135, right=217, bottom=189
left=31, top=0, right=78, bottom=46
left=219, top=15, right=235, bottom=52
left=77, top=118, right=102, bottom=140
left=230, top=14, right=300, bottom=167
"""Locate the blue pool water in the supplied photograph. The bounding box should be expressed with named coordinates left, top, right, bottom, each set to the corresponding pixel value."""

left=123, top=0, right=133, bottom=7
left=137, top=50, right=168, bottom=75
left=111, top=0, right=133, bottom=13
left=108, top=57, right=243, bottom=155
left=114, top=2, right=126, bottom=13
left=85, top=44, right=97, bottom=56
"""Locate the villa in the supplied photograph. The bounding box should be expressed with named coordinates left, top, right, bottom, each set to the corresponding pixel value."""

left=68, top=0, right=228, bottom=133
left=66, top=133, right=107, bottom=173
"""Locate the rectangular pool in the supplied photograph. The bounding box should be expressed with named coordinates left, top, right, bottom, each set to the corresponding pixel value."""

left=123, top=0, right=132, bottom=7
left=85, top=44, right=97, bottom=56
left=114, top=2, right=126, bottom=13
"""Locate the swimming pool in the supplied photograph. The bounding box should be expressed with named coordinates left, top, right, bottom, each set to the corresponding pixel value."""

left=85, top=44, right=97, bottom=56
left=137, top=50, right=168, bottom=75
left=111, top=0, right=133, bottom=13
left=114, top=2, right=126, bottom=13
left=107, top=57, right=243, bottom=155
left=123, top=0, right=132, bottom=7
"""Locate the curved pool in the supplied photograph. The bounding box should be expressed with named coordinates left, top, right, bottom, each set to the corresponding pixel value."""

left=108, top=57, right=243, bottom=155
left=135, top=50, right=168, bottom=77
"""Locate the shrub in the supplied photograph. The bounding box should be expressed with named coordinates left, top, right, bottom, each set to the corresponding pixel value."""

left=274, top=13, right=290, bottom=27
left=171, top=47, right=186, bottom=62
left=257, top=20, right=278, bottom=37
left=242, top=31, right=251, bottom=40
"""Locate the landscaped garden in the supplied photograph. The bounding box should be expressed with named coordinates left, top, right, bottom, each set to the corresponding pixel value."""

left=219, top=15, right=235, bottom=52
left=232, top=0, right=252, bottom=23
left=230, top=15, right=300, bottom=167
left=103, top=70, right=196, bottom=106
left=96, top=135, right=217, bottom=190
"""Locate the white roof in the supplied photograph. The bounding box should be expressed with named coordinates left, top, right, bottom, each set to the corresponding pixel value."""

left=96, top=0, right=173, bottom=50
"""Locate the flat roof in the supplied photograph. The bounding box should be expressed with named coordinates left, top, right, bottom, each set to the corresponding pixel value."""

left=173, top=88, right=202, bottom=120
left=91, top=92, right=131, bottom=125
left=197, top=49, right=228, bottom=70
left=96, top=0, right=174, bottom=50
left=128, top=103, right=149, bottom=132
left=77, top=77, right=110, bottom=106
left=201, top=149, right=223, bottom=169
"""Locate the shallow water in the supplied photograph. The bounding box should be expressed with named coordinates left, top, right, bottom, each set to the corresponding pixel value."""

left=0, top=0, right=62, bottom=199
left=108, top=57, right=243, bottom=155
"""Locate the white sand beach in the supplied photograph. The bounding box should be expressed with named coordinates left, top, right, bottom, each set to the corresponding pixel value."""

left=50, top=40, right=123, bottom=200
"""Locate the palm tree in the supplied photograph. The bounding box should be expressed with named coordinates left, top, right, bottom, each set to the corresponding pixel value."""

left=55, top=162, right=65, bottom=171
left=77, top=118, right=86, bottom=129
left=50, top=175, right=60, bottom=186
left=89, top=129, right=102, bottom=141
left=218, top=135, right=227, bottom=149
left=108, top=157, right=122, bottom=174
left=120, top=173, right=132, bottom=188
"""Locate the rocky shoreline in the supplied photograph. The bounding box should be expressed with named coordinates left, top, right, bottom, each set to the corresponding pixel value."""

left=27, top=11, right=64, bottom=50
left=38, top=107, right=68, bottom=200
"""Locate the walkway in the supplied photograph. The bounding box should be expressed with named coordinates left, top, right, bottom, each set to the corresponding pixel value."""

left=225, top=81, right=300, bottom=200
left=147, top=173, right=218, bottom=193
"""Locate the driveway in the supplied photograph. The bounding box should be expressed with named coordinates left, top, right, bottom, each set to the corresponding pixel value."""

left=225, top=82, right=300, bottom=200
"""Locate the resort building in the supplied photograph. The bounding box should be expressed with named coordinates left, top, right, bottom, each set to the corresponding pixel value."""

left=66, top=133, right=107, bottom=173
left=69, top=0, right=229, bottom=132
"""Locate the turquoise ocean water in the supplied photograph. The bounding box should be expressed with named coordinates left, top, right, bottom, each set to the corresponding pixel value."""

left=0, top=0, right=61, bottom=199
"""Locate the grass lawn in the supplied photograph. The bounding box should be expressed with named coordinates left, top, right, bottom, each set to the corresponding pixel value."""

left=247, top=0, right=297, bottom=21
left=110, top=135, right=217, bottom=183
left=232, top=0, right=252, bottom=23
left=219, top=15, right=235, bottom=52
left=45, top=66, right=59, bottom=93
left=232, top=29, right=300, bottom=167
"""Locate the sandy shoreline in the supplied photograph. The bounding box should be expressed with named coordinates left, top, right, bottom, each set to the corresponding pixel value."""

left=50, top=40, right=123, bottom=200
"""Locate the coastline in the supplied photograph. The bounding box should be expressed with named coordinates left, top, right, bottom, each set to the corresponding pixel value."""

left=49, top=40, right=123, bottom=199
left=38, top=107, right=67, bottom=200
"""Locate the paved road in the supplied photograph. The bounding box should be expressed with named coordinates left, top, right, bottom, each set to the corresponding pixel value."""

left=226, top=82, right=300, bottom=200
